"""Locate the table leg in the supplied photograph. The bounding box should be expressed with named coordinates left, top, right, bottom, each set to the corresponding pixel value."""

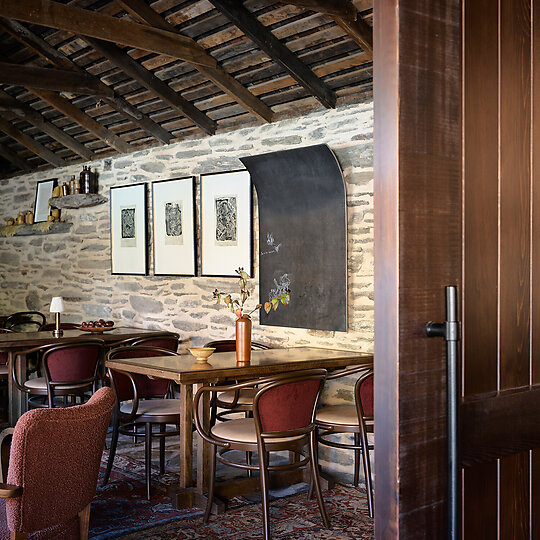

left=7, top=352, right=25, bottom=426
left=179, top=383, right=193, bottom=490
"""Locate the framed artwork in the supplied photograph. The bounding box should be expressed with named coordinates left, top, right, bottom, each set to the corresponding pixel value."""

left=34, top=178, right=58, bottom=222
left=201, top=170, right=252, bottom=277
left=152, top=177, right=196, bottom=276
left=110, top=183, right=147, bottom=275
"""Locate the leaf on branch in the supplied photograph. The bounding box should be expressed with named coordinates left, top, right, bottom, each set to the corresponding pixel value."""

left=264, top=302, right=271, bottom=314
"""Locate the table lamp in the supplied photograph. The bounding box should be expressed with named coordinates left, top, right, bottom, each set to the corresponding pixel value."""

left=50, top=296, right=65, bottom=338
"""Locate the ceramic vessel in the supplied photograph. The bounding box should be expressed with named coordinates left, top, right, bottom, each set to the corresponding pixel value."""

left=235, top=315, right=252, bottom=364
left=188, top=347, right=215, bottom=370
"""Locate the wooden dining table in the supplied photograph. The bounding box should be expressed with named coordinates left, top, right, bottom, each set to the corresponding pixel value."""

left=0, top=327, right=171, bottom=425
left=105, top=346, right=374, bottom=511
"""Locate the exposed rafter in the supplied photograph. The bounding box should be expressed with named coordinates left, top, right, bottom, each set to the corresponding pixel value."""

left=283, top=0, right=357, bottom=21
left=0, top=62, right=114, bottom=97
left=332, top=16, right=373, bottom=59
left=0, top=89, right=95, bottom=161
left=208, top=0, right=336, bottom=109
left=0, top=0, right=216, bottom=67
left=30, top=89, right=131, bottom=154
left=115, top=0, right=273, bottom=123
left=0, top=19, right=173, bottom=145
left=0, top=143, right=31, bottom=172
left=84, top=37, right=216, bottom=135
left=0, top=117, right=66, bottom=167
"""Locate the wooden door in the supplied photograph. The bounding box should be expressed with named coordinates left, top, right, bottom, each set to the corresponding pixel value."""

left=374, top=0, right=540, bottom=537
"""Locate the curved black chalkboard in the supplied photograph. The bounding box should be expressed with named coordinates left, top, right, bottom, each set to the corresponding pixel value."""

left=240, top=144, right=347, bottom=331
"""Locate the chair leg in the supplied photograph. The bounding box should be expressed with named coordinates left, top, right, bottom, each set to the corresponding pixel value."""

left=354, top=432, right=360, bottom=487
left=78, top=503, right=91, bottom=540
left=145, top=423, right=152, bottom=500
left=360, top=428, right=374, bottom=519
left=246, top=451, right=252, bottom=478
left=159, top=424, right=166, bottom=475
left=204, top=444, right=217, bottom=523
left=103, top=409, right=119, bottom=486
left=259, top=446, right=271, bottom=540
left=309, top=431, right=330, bottom=528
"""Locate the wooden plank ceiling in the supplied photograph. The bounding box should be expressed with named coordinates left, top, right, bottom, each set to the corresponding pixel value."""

left=0, top=0, right=373, bottom=179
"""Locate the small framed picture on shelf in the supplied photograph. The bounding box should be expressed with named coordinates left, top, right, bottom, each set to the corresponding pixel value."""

left=152, top=177, right=196, bottom=276
left=201, top=170, right=252, bottom=277
left=110, top=183, right=147, bottom=275
left=34, top=178, right=58, bottom=222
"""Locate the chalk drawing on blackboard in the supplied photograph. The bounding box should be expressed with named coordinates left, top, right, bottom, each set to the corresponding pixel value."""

left=261, top=232, right=282, bottom=256
left=120, top=205, right=136, bottom=247
left=214, top=195, right=237, bottom=246
left=164, top=200, right=183, bottom=246
left=269, top=273, right=291, bottom=302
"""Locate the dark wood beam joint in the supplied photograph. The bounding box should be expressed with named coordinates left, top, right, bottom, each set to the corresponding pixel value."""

left=284, top=0, right=357, bottom=21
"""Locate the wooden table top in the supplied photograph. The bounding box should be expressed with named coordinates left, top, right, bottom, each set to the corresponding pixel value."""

left=105, top=346, right=374, bottom=384
left=0, top=328, right=167, bottom=350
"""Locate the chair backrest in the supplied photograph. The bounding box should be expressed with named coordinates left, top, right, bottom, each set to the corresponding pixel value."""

left=5, top=311, right=46, bottom=332
left=39, top=322, right=81, bottom=331
left=355, top=369, right=374, bottom=418
left=253, top=369, right=327, bottom=435
left=0, top=328, right=13, bottom=365
left=6, top=387, right=115, bottom=534
left=111, top=332, right=180, bottom=352
left=42, top=339, right=104, bottom=385
left=204, top=339, right=270, bottom=352
left=107, top=346, right=178, bottom=401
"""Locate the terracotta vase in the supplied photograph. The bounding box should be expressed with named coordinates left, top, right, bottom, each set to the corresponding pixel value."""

left=235, top=315, right=252, bottom=364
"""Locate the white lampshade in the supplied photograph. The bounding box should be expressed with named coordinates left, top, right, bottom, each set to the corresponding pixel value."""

left=50, top=296, right=65, bottom=313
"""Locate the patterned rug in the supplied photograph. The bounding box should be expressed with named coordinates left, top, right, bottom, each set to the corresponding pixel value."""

left=90, top=451, right=373, bottom=539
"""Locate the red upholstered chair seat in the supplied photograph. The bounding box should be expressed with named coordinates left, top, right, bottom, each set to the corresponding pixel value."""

left=0, top=387, right=114, bottom=539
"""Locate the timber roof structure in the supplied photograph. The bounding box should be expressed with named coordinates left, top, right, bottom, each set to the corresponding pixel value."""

left=0, top=0, right=373, bottom=179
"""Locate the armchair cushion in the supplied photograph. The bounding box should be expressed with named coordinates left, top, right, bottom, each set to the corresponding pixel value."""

left=316, top=404, right=359, bottom=426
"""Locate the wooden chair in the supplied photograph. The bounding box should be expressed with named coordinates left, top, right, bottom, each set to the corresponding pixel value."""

left=205, top=340, right=269, bottom=423
left=104, top=345, right=181, bottom=500
left=11, top=339, right=104, bottom=409
left=0, top=387, right=114, bottom=539
left=110, top=332, right=180, bottom=352
left=194, top=369, right=330, bottom=540
left=0, top=330, right=14, bottom=419
left=4, top=312, right=45, bottom=333
left=315, top=366, right=374, bottom=517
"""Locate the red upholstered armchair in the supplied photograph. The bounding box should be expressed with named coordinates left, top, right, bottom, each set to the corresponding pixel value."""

left=194, top=368, right=330, bottom=540
left=0, top=387, right=115, bottom=539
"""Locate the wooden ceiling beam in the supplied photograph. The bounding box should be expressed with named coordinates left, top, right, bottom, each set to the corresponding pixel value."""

left=332, top=16, right=373, bottom=59
left=0, top=62, right=114, bottom=97
left=0, top=117, right=66, bottom=167
left=84, top=37, right=216, bottom=135
left=0, top=89, right=95, bottom=161
left=0, top=143, right=32, bottom=172
left=208, top=0, right=336, bottom=108
left=0, top=19, right=173, bottom=145
left=116, top=0, right=273, bottom=123
left=283, top=0, right=357, bottom=21
left=30, top=89, right=132, bottom=154
left=0, top=0, right=215, bottom=68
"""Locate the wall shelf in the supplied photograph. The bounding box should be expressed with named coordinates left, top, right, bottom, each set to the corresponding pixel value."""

left=50, top=193, right=107, bottom=209
left=0, top=222, right=72, bottom=237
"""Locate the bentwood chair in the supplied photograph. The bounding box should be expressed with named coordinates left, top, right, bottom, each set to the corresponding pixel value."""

left=0, top=329, right=14, bottom=417
left=104, top=346, right=181, bottom=500
left=315, top=366, right=374, bottom=517
left=205, top=340, right=269, bottom=423
left=110, top=332, right=180, bottom=352
left=4, top=312, right=46, bottom=333
left=11, top=339, right=105, bottom=409
left=194, top=369, right=330, bottom=540
left=0, top=387, right=114, bottom=539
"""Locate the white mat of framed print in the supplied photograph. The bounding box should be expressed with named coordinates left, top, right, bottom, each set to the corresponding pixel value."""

left=201, top=170, right=252, bottom=277
left=152, top=177, right=196, bottom=276
left=110, top=183, right=147, bottom=275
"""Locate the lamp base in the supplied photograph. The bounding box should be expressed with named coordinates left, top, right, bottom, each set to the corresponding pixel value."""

left=52, top=329, right=63, bottom=338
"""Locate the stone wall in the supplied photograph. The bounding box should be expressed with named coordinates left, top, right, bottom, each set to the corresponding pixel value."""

left=0, top=100, right=374, bottom=475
